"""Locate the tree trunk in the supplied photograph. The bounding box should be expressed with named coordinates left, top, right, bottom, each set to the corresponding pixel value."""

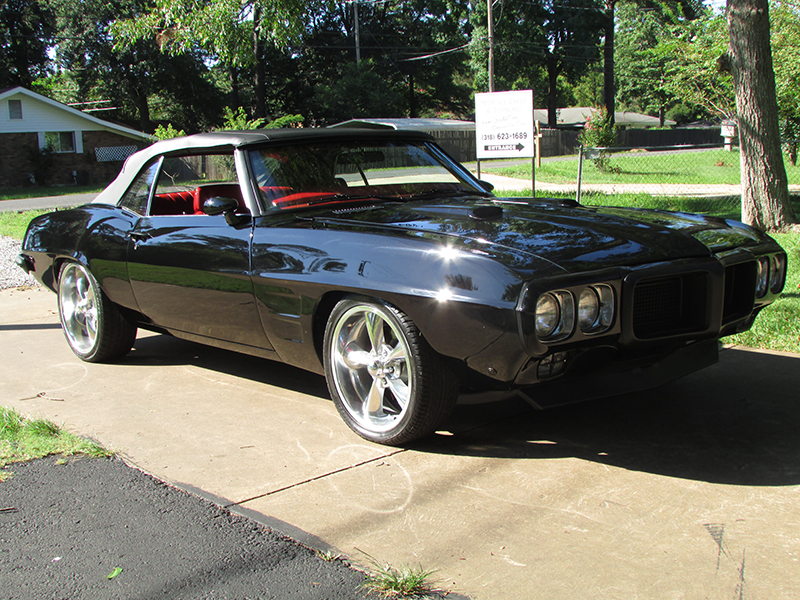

left=603, top=0, right=616, bottom=126
left=253, top=6, right=266, bottom=120
left=134, top=91, right=151, bottom=133
left=546, top=53, right=559, bottom=129
left=408, top=74, right=416, bottom=118
left=724, top=0, right=795, bottom=231
left=229, top=66, right=240, bottom=110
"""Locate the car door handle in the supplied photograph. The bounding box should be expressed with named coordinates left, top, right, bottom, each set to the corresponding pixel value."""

left=128, top=231, right=151, bottom=249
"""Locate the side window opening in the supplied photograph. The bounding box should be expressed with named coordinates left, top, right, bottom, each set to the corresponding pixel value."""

left=118, top=159, right=161, bottom=215
left=149, top=154, right=246, bottom=216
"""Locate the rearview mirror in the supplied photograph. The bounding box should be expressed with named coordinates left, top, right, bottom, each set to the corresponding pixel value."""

left=337, top=150, right=385, bottom=166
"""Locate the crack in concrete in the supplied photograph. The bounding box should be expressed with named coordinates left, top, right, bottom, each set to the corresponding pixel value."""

left=225, top=447, right=408, bottom=509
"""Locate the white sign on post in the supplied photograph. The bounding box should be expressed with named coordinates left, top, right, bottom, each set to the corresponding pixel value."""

left=475, top=90, right=535, bottom=160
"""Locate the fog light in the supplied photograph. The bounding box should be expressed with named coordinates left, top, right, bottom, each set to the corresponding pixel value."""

left=537, top=351, right=568, bottom=378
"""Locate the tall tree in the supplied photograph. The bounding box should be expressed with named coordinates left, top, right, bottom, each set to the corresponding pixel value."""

left=468, top=0, right=602, bottom=126
left=468, top=0, right=549, bottom=94
left=616, top=2, right=673, bottom=124
left=719, top=0, right=795, bottom=230
left=602, top=0, right=616, bottom=125
left=49, top=0, right=223, bottom=133
left=0, top=0, right=54, bottom=88
left=661, top=11, right=735, bottom=119
left=112, top=0, right=305, bottom=119
left=771, top=0, right=800, bottom=165
left=538, top=0, right=604, bottom=127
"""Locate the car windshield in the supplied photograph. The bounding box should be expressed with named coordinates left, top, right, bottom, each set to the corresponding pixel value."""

left=249, top=140, right=489, bottom=212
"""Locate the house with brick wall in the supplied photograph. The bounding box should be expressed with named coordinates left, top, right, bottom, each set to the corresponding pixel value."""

left=0, top=87, right=153, bottom=189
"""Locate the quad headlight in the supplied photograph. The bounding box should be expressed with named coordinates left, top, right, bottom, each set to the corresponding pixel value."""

left=770, top=253, right=787, bottom=294
left=756, top=253, right=788, bottom=298
left=578, top=284, right=615, bottom=334
left=756, top=256, right=770, bottom=297
left=535, top=291, right=574, bottom=341
left=534, top=284, right=615, bottom=342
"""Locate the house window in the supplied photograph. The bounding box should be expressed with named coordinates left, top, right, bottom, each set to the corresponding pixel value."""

left=45, top=131, right=76, bottom=153
left=8, top=99, right=22, bottom=120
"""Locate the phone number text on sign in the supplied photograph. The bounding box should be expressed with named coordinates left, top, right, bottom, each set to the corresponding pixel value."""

left=481, top=132, right=529, bottom=141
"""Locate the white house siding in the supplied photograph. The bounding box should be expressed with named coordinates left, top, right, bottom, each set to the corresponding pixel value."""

left=1, top=88, right=151, bottom=188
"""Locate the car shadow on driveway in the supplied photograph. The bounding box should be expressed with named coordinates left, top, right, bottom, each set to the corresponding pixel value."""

left=125, top=332, right=331, bottom=400
left=414, top=348, right=800, bottom=488
left=124, top=334, right=800, bottom=488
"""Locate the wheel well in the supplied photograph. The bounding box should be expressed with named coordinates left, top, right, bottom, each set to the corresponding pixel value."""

left=312, top=292, right=350, bottom=364
left=312, top=291, right=386, bottom=364
left=49, top=257, right=70, bottom=291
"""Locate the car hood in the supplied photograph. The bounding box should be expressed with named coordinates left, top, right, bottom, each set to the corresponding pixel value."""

left=307, top=196, right=771, bottom=274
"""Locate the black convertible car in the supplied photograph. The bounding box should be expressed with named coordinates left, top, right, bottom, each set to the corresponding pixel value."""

left=17, top=130, right=786, bottom=444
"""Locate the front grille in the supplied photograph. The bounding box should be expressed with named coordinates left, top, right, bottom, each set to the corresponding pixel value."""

left=722, top=262, right=756, bottom=324
left=632, top=273, right=708, bottom=339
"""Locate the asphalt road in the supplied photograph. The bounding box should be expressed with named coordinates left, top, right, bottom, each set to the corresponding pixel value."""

left=0, top=456, right=377, bottom=600
left=0, top=192, right=98, bottom=213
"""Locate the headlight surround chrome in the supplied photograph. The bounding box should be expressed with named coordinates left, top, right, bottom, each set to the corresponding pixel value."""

left=770, top=253, right=787, bottom=294
left=535, top=291, right=574, bottom=341
left=756, top=256, right=770, bottom=298
left=578, top=288, right=599, bottom=331
left=578, top=284, right=615, bottom=334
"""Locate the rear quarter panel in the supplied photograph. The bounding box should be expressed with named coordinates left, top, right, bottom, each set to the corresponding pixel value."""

left=23, top=205, right=139, bottom=311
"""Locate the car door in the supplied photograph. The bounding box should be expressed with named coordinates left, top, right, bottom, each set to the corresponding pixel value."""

left=125, top=153, right=271, bottom=352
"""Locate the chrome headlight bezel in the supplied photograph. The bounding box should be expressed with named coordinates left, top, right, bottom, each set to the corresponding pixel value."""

left=534, top=291, right=574, bottom=342
left=532, top=283, right=616, bottom=343
left=770, top=253, right=787, bottom=295
left=578, top=284, right=615, bottom=334
left=755, top=256, right=770, bottom=298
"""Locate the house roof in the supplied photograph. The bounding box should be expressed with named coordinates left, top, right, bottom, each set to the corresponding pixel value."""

left=535, top=107, right=676, bottom=128
left=0, top=86, right=152, bottom=141
left=330, top=111, right=675, bottom=132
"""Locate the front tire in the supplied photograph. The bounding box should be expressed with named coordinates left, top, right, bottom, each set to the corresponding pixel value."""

left=323, top=298, right=458, bottom=445
left=57, top=262, right=137, bottom=362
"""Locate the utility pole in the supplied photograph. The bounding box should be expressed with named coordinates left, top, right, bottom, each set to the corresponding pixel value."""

left=487, top=0, right=495, bottom=91
left=354, top=0, right=361, bottom=65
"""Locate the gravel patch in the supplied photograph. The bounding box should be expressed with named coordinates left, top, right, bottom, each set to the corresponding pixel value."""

left=0, top=235, right=40, bottom=291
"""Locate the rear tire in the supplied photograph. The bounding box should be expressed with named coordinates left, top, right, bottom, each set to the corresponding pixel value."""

left=323, top=297, right=458, bottom=445
left=57, top=262, right=137, bottom=362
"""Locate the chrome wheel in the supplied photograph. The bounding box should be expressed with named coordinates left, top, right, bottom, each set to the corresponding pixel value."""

left=323, top=298, right=459, bottom=445
left=57, top=262, right=137, bottom=362
left=329, top=304, right=415, bottom=434
left=59, top=262, right=99, bottom=356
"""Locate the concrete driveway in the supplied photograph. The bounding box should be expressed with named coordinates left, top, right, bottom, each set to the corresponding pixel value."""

left=2, top=286, right=799, bottom=600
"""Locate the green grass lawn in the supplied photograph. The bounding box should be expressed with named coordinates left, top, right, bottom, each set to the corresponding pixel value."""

left=0, top=209, right=51, bottom=239
left=726, top=230, right=800, bottom=354
left=1, top=406, right=111, bottom=479
left=489, top=149, right=800, bottom=186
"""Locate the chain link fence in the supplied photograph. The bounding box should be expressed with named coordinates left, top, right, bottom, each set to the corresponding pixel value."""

left=482, top=142, right=800, bottom=220
left=572, top=142, right=800, bottom=219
